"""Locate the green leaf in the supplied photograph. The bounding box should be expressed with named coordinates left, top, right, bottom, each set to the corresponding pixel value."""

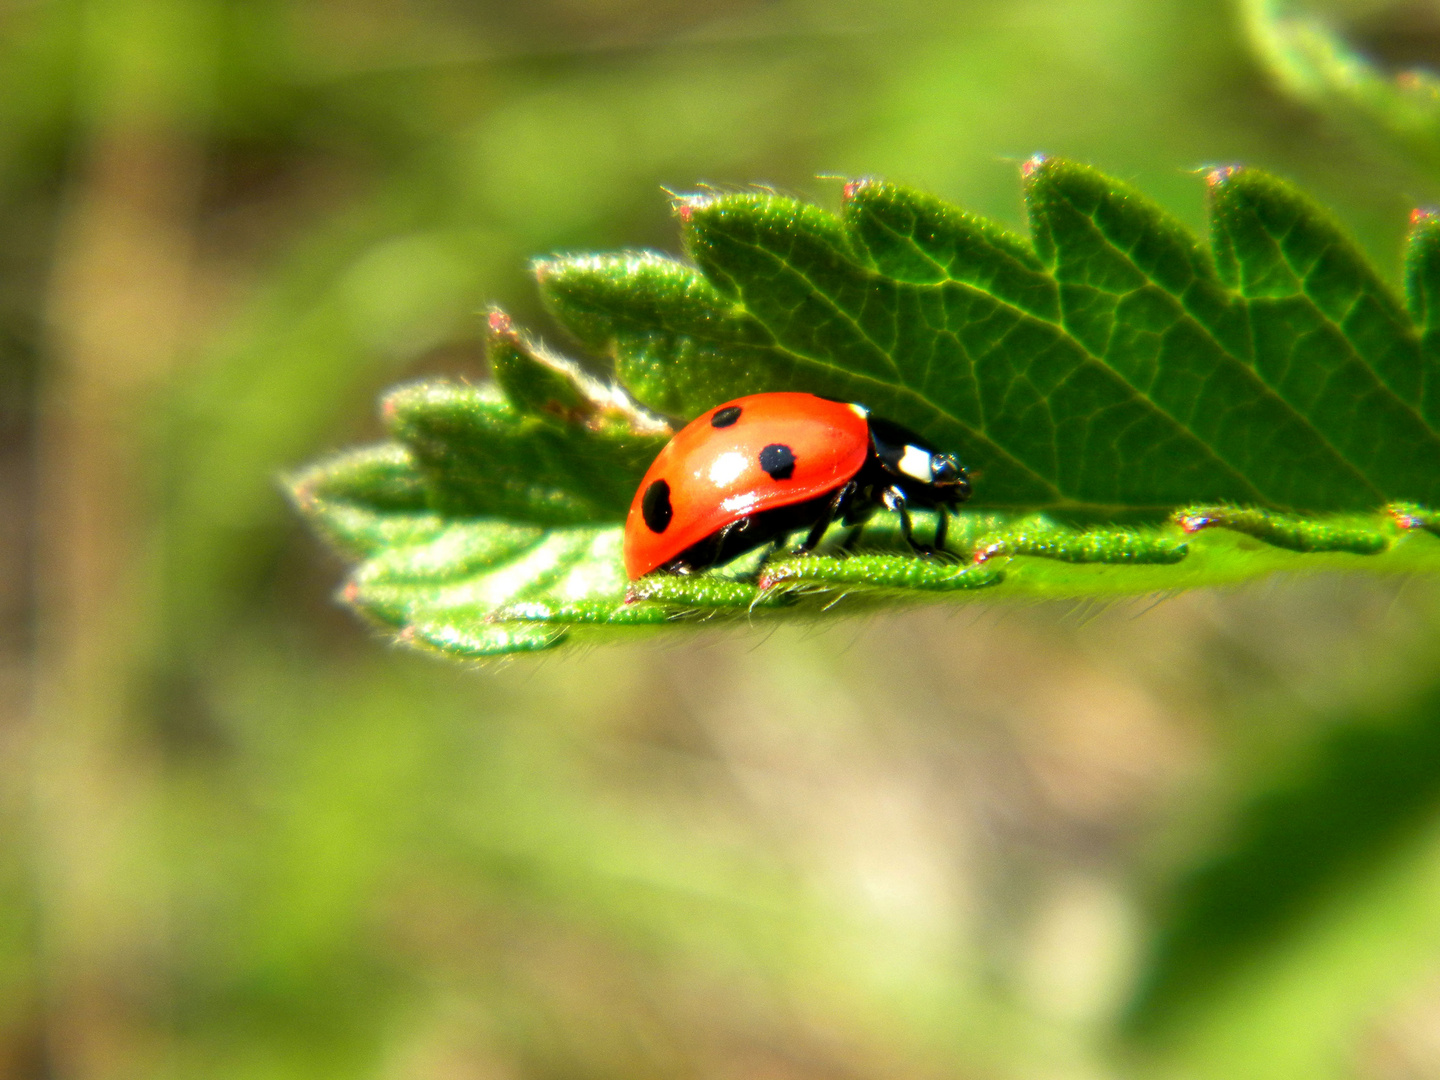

left=291, top=160, right=1440, bottom=657
left=288, top=443, right=442, bottom=559
left=384, top=317, right=670, bottom=526
left=1241, top=0, right=1440, bottom=176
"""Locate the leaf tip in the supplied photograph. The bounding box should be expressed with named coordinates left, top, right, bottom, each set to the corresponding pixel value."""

left=1392, top=506, right=1422, bottom=529
left=672, top=193, right=714, bottom=223
left=1388, top=502, right=1440, bottom=533
left=841, top=177, right=877, bottom=204
left=487, top=308, right=514, bottom=336
left=1203, top=164, right=1243, bottom=189
left=1174, top=511, right=1212, bottom=534
left=752, top=564, right=817, bottom=596
left=972, top=542, right=1003, bottom=564
left=286, top=471, right=315, bottom=508
left=1175, top=512, right=1209, bottom=538
left=1020, top=153, right=1048, bottom=179
left=754, top=568, right=783, bottom=591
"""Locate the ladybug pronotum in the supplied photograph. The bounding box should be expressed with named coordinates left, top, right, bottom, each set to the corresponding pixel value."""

left=623, top=392, right=972, bottom=579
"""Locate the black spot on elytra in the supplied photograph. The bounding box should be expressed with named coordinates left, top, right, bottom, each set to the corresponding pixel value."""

left=710, top=405, right=742, bottom=427
left=642, top=479, right=672, bottom=533
left=758, top=443, right=796, bottom=480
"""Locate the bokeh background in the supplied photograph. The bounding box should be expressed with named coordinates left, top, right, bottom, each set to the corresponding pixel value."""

left=8, top=0, right=1440, bottom=1077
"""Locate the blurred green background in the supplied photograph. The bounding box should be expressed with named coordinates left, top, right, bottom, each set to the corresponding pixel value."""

left=10, top=0, right=1440, bottom=1077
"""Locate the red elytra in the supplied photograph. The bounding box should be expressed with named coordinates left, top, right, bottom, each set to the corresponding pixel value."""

left=623, top=393, right=871, bottom=579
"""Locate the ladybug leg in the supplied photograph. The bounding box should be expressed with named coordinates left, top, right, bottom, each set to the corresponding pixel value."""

left=797, top=481, right=857, bottom=554
left=669, top=516, right=753, bottom=574
left=883, top=486, right=934, bottom=556
left=839, top=496, right=877, bottom=550
left=933, top=507, right=949, bottom=554
left=713, top=515, right=753, bottom=556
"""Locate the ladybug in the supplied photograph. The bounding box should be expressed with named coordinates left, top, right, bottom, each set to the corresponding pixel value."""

left=623, top=392, right=972, bottom=579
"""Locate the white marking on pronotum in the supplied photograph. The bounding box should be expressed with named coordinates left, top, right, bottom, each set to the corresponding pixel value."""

left=708, top=451, right=748, bottom=486
left=897, top=444, right=933, bottom=482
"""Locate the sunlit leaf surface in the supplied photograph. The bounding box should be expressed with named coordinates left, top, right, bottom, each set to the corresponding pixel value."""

left=291, top=162, right=1440, bottom=657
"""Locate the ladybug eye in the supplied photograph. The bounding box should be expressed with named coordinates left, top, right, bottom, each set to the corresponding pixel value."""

left=931, top=454, right=959, bottom=484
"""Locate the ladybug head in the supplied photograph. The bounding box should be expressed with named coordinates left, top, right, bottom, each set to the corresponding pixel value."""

left=927, top=452, right=972, bottom=504
left=871, top=426, right=972, bottom=506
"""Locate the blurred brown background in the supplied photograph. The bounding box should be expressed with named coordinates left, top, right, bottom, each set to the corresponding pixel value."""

left=6, top=0, right=1440, bottom=1078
